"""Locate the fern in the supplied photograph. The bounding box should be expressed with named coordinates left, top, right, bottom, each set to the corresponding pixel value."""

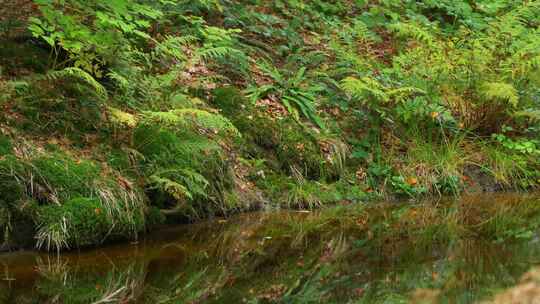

left=149, top=169, right=209, bottom=202
left=513, top=109, right=540, bottom=122
left=388, top=87, right=427, bottom=102
left=141, top=109, right=240, bottom=137
left=108, top=107, right=137, bottom=128
left=197, top=46, right=246, bottom=63
left=149, top=175, right=191, bottom=201
left=247, top=61, right=325, bottom=128
left=387, top=22, right=435, bottom=47
left=352, top=20, right=374, bottom=42
left=153, top=35, right=197, bottom=61
left=45, top=67, right=108, bottom=100
left=283, top=90, right=325, bottom=128
left=480, top=82, right=519, bottom=107
left=341, top=77, right=389, bottom=103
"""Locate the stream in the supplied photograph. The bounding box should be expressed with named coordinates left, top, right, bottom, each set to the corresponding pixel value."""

left=1, top=193, right=540, bottom=303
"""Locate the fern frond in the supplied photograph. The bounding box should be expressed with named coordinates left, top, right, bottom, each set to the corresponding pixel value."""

left=480, top=82, right=519, bottom=107
left=108, top=107, right=138, bottom=128
left=45, top=67, right=108, bottom=100
left=286, top=90, right=325, bottom=128
left=197, top=47, right=246, bottom=63
left=388, top=87, right=427, bottom=102
left=341, top=77, right=389, bottom=103
left=149, top=169, right=209, bottom=202
left=353, top=20, right=373, bottom=41
left=141, top=109, right=239, bottom=137
left=245, top=84, right=275, bottom=103
left=513, top=109, right=540, bottom=121
left=149, top=175, right=191, bottom=201
left=387, top=22, right=435, bottom=47
left=153, top=35, right=196, bottom=61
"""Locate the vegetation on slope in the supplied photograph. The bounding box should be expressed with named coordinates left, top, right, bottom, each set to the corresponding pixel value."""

left=0, top=0, right=539, bottom=250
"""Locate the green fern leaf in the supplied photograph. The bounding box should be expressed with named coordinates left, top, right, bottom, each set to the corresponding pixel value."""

left=45, top=67, right=108, bottom=100
left=480, top=82, right=519, bottom=107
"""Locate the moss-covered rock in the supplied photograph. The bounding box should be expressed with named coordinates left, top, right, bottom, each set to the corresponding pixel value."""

left=36, top=197, right=111, bottom=249
left=30, top=153, right=102, bottom=203
left=35, top=196, right=147, bottom=250
left=134, top=110, right=245, bottom=219
left=0, top=144, right=148, bottom=250
left=212, top=87, right=349, bottom=180
left=212, top=87, right=279, bottom=151
left=275, top=119, right=325, bottom=179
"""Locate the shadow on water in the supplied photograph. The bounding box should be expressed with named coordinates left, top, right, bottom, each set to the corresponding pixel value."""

left=1, top=193, right=540, bottom=303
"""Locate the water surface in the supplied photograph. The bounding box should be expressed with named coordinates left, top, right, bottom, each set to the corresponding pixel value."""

left=1, top=193, right=540, bottom=303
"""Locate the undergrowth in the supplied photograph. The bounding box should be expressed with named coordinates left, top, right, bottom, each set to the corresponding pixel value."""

left=0, top=0, right=539, bottom=250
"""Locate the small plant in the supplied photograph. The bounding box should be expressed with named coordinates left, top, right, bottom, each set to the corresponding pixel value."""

left=390, top=175, right=427, bottom=198
left=246, top=61, right=325, bottom=128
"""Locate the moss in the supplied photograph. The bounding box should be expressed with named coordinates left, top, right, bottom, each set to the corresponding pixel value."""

left=254, top=172, right=293, bottom=204
left=105, top=148, right=134, bottom=174
left=0, top=155, right=26, bottom=204
left=36, top=197, right=145, bottom=249
left=212, top=87, right=279, bottom=151
left=212, top=88, right=331, bottom=179
left=333, top=177, right=368, bottom=202
left=134, top=125, right=223, bottom=169
left=31, top=153, right=102, bottom=202
left=37, top=197, right=109, bottom=248
left=134, top=120, right=241, bottom=219
left=276, top=119, right=326, bottom=179
left=0, top=145, right=147, bottom=249
left=7, top=79, right=103, bottom=145
left=211, top=87, right=250, bottom=117
left=0, top=135, right=12, bottom=156
left=256, top=170, right=367, bottom=208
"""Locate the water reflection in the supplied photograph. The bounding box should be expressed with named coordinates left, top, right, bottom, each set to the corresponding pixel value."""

left=0, top=194, right=540, bottom=303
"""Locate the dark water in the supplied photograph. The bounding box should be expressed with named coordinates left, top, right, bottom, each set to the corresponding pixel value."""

left=1, top=193, right=540, bottom=303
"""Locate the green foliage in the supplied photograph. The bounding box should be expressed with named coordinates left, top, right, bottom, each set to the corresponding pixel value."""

left=0, top=0, right=539, bottom=252
left=390, top=176, right=428, bottom=197
left=134, top=108, right=242, bottom=218
left=480, top=82, right=519, bottom=108
left=44, top=67, right=108, bottom=100
left=0, top=135, right=12, bottom=156
left=247, top=61, right=325, bottom=128
left=36, top=197, right=110, bottom=251
left=493, top=133, right=540, bottom=156
left=140, top=109, right=239, bottom=137
left=29, top=0, right=162, bottom=73
left=0, top=145, right=147, bottom=250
